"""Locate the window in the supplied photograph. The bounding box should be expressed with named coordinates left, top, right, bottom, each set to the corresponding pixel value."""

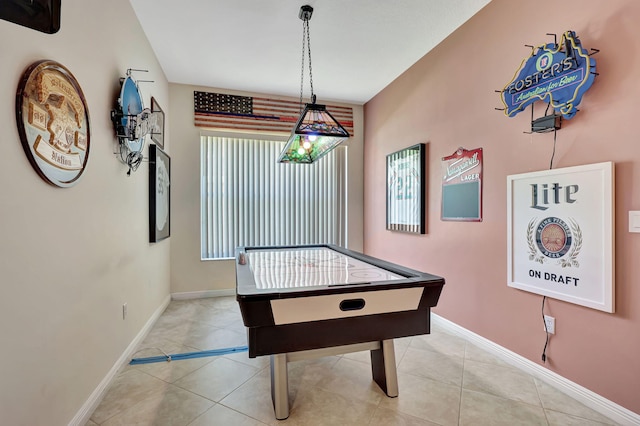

left=201, top=135, right=347, bottom=259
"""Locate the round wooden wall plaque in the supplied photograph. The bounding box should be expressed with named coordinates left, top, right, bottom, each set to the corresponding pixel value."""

left=16, top=60, right=90, bottom=187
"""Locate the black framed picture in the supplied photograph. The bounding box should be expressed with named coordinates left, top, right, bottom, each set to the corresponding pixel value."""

left=150, top=97, right=164, bottom=149
left=386, top=143, right=426, bottom=234
left=0, top=0, right=61, bottom=34
left=149, top=144, right=170, bottom=242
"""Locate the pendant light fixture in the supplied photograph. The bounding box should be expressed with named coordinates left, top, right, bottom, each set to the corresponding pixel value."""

left=277, top=5, right=350, bottom=164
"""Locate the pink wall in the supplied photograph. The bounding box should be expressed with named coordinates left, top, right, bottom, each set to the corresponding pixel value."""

left=363, top=0, right=640, bottom=414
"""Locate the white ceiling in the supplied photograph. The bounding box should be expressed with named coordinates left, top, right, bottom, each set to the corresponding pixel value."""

left=129, top=0, right=491, bottom=105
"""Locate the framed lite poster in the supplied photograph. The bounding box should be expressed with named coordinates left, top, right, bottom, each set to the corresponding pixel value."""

left=386, top=143, right=425, bottom=234
left=149, top=144, right=170, bottom=242
left=507, top=162, right=614, bottom=312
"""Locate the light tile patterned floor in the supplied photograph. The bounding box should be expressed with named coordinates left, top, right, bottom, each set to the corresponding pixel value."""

left=87, top=297, right=619, bottom=425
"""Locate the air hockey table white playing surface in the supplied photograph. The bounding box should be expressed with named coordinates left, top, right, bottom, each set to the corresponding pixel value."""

left=236, top=244, right=445, bottom=329
left=245, top=246, right=405, bottom=289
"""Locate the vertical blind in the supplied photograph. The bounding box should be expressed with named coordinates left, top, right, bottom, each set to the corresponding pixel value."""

left=201, top=135, right=346, bottom=259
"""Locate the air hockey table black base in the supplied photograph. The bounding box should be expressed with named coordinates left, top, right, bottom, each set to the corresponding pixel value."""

left=235, top=245, right=445, bottom=420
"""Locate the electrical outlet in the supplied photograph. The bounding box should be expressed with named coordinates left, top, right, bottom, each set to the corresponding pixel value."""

left=544, top=315, right=555, bottom=334
left=123, top=303, right=128, bottom=320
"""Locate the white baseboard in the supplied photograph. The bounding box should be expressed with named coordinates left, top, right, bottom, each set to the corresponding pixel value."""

left=69, top=294, right=171, bottom=426
left=171, top=288, right=235, bottom=300
left=431, top=313, right=640, bottom=426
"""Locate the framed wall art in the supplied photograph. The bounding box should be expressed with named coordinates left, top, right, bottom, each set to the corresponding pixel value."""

left=15, top=60, right=90, bottom=187
left=507, top=162, right=614, bottom=312
left=149, top=144, right=170, bottom=242
left=150, top=96, right=165, bottom=149
left=386, top=143, right=425, bottom=234
left=441, top=147, right=483, bottom=221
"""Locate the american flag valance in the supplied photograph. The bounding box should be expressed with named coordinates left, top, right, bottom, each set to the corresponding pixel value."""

left=194, top=91, right=354, bottom=136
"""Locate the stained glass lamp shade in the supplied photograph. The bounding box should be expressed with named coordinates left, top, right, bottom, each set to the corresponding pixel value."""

left=278, top=101, right=349, bottom=164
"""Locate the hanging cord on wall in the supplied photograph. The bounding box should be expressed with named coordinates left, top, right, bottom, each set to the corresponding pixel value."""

left=118, top=140, right=144, bottom=176
left=544, top=103, right=558, bottom=170
left=541, top=104, right=555, bottom=362
left=549, top=127, right=558, bottom=170
left=541, top=296, right=549, bottom=363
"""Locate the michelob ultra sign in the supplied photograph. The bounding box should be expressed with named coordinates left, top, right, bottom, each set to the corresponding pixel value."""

left=500, top=31, right=596, bottom=119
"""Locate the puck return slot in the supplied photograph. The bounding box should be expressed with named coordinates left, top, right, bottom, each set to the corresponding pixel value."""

left=339, top=298, right=366, bottom=311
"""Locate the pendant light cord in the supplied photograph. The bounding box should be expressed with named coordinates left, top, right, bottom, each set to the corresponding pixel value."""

left=299, top=15, right=314, bottom=113
left=306, top=17, right=314, bottom=101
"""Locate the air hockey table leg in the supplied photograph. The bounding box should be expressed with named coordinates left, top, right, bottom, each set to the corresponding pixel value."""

left=270, top=353, right=290, bottom=420
left=370, top=339, right=399, bottom=397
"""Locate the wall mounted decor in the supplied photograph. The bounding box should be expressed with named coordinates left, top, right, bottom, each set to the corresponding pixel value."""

left=0, top=0, right=61, bottom=34
left=150, top=97, right=164, bottom=149
left=16, top=60, right=90, bottom=187
left=498, top=31, right=598, bottom=130
left=386, top=144, right=425, bottom=234
left=149, top=144, right=170, bottom=242
left=507, top=162, right=614, bottom=313
left=194, top=91, right=354, bottom=136
left=111, top=69, right=155, bottom=175
left=441, top=147, right=483, bottom=222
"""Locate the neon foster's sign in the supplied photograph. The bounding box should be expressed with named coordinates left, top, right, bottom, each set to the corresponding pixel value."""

left=500, top=31, right=596, bottom=119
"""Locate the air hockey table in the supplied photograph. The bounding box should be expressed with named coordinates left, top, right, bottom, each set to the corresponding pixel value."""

left=235, top=244, right=445, bottom=420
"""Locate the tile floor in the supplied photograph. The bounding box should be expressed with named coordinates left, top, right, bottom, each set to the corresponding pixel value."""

left=87, top=297, right=619, bottom=426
